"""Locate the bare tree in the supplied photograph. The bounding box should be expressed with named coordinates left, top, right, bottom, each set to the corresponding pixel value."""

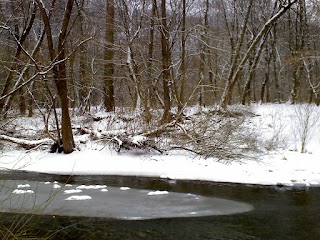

left=36, top=0, right=75, bottom=153
left=219, top=0, right=298, bottom=109
left=104, top=0, right=115, bottom=112
left=178, top=0, right=186, bottom=113
left=160, top=0, right=172, bottom=123
left=289, top=0, right=307, bottom=104
left=0, top=1, right=37, bottom=115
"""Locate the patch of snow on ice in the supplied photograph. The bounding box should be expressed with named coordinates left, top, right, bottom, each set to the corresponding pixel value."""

left=147, top=190, right=169, bottom=196
left=101, top=189, right=109, bottom=192
left=13, top=189, right=34, bottom=194
left=64, top=189, right=82, bottom=194
left=120, top=187, right=130, bottom=190
left=65, top=195, right=92, bottom=201
left=44, top=182, right=50, bottom=184
left=53, top=184, right=61, bottom=189
left=17, top=184, right=31, bottom=188
left=76, top=185, right=107, bottom=190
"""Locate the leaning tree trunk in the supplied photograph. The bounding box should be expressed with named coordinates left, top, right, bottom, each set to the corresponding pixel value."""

left=219, top=0, right=298, bottom=109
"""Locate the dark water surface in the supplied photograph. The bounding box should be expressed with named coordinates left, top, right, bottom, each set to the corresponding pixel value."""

left=1, top=171, right=320, bottom=239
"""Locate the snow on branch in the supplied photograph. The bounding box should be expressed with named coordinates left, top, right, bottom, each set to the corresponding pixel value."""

left=0, top=135, right=54, bottom=149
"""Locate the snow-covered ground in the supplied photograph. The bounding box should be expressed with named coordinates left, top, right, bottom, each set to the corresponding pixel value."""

left=1, top=103, right=320, bottom=188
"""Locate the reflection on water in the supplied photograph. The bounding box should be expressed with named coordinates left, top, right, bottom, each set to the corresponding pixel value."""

left=1, top=172, right=320, bottom=239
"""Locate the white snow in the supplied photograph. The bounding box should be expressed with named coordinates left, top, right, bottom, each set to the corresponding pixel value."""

left=65, top=195, right=92, bottom=201
left=64, top=189, right=82, bottom=194
left=120, top=187, right=131, bottom=190
left=147, top=190, right=169, bottom=196
left=13, top=189, right=34, bottom=194
left=17, top=184, right=31, bottom=188
left=130, top=135, right=147, bottom=146
left=53, top=184, right=61, bottom=189
left=1, top=104, right=320, bottom=188
left=76, top=185, right=107, bottom=190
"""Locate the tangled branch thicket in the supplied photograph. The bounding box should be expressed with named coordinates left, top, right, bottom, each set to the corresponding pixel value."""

left=0, top=105, right=260, bottom=160
left=167, top=107, right=259, bottom=159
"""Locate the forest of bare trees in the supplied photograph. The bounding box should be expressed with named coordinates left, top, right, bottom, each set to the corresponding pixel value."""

left=0, top=0, right=319, bottom=153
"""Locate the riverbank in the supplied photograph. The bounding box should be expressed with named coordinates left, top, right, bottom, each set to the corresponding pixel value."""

left=1, top=103, right=320, bottom=187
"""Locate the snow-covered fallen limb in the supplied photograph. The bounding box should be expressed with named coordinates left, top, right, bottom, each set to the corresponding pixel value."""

left=0, top=134, right=54, bottom=149
left=138, top=119, right=178, bottom=137
left=112, top=135, right=163, bottom=153
left=76, top=126, right=163, bottom=153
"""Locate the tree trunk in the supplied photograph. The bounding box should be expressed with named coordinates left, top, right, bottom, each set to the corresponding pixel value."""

left=144, top=0, right=157, bottom=123
left=242, top=32, right=269, bottom=105
left=160, top=0, right=171, bottom=124
left=178, top=0, right=186, bottom=112
left=104, top=0, right=115, bottom=112
left=78, top=4, right=90, bottom=112
left=198, top=42, right=205, bottom=110
left=219, top=0, right=298, bottom=109
left=219, top=0, right=254, bottom=109
left=271, top=26, right=281, bottom=103
left=55, top=0, right=75, bottom=153
left=36, top=0, right=75, bottom=153
left=261, top=53, right=271, bottom=103
left=204, top=0, right=215, bottom=105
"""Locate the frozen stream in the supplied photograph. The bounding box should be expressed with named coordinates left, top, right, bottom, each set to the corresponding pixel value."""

left=0, top=180, right=253, bottom=220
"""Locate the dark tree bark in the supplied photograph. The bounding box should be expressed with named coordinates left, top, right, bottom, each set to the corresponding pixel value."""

left=104, top=0, right=115, bottom=112
left=260, top=45, right=272, bottom=103
left=178, top=0, right=186, bottom=112
left=145, top=0, right=157, bottom=122
left=204, top=0, right=215, bottom=104
left=160, top=0, right=171, bottom=124
left=78, top=3, right=90, bottom=112
left=289, top=0, right=306, bottom=104
left=271, top=25, right=281, bottom=103
left=241, top=31, right=269, bottom=105
left=36, top=0, right=75, bottom=154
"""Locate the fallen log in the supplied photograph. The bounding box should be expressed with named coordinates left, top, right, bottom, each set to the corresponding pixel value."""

left=0, top=134, right=54, bottom=149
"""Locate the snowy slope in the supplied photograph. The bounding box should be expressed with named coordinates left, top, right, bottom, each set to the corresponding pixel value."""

left=1, top=104, right=320, bottom=187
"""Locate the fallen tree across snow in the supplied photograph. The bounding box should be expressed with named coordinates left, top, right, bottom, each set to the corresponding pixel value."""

left=0, top=135, right=54, bottom=149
